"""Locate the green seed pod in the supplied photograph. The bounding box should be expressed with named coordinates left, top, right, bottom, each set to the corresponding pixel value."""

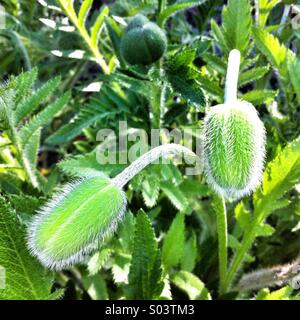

left=27, top=176, right=126, bottom=270
left=203, top=50, right=266, bottom=200
left=120, top=14, right=167, bottom=65
left=203, top=101, right=266, bottom=199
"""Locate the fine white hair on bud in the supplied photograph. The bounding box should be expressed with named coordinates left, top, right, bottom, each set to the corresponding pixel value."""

left=27, top=144, right=199, bottom=270
left=27, top=176, right=126, bottom=270
left=203, top=101, right=266, bottom=199
left=203, top=49, right=266, bottom=199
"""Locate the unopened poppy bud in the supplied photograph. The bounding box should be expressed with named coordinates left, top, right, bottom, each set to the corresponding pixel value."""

left=120, top=14, right=167, bottom=65
left=27, top=145, right=199, bottom=270
left=203, top=50, right=266, bottom=199
left=27, top=176, right=126, bottom=270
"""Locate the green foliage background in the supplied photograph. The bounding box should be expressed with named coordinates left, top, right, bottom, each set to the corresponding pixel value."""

left=0, top=0, right=300, bottom=300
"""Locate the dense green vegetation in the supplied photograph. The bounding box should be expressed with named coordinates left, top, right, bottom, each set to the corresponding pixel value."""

left=0, top=0, right=300, bottom=300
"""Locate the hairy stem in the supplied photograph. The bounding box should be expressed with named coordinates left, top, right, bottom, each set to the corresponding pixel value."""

left=224, top=225, right=257, bottom=292
left=224, top=49, right=241, bottom=105
left=237, top=257, right=300, bottom=292
left=112, top=144, right=199, bottom=188
left=215, top=195, right=228, bottom=295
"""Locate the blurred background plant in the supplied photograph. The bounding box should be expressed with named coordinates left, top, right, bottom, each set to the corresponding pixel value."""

left=0, top=0, right=300, bottom=300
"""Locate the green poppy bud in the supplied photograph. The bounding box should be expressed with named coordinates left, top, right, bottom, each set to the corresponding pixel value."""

left=27, top=145, right=199, bottom=270
left=27, top=176, right=126, bottom=270
left=203, top=49, right=266, bottom=199
left=120, top=14, right=167, bottom=65
left=203, top=101, right=266, bottom=199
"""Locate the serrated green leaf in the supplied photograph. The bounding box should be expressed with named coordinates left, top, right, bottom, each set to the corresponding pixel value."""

left=255, top=135, right=300, bottom=218
left=58, top=152, right=126, bottom=178
left=252, top=27, right=290, bottom=75
left=126, top=210, right=163, bottom=300
left=239, top=66, right=270, bottom=86
left=158, top=0, right=207, bottom=27
left=174, top=49, right=196, bottom=66
left=166, top=48, right=206, bottom=110
left=202, top=52, right=227, bottom=76
left=91, top=6, right=109, bottom=47
left=15, top=76, right=61, bottom=124
left=169, top=76, right=206, bottom=110
left=21, top=129, right=41, bottom=189
left=8, top=194, right=41, bottom=216
left=15, top=68, right=38, bottom=106
left=196, top=76, right=223, bottom=102
left=20, top=92, right=70, bottom=146
left=88, top=248, right=113, bottom=275
left=0, top=196, right=55, bottom=300
left=0, top=93, right=16, bottom=134
left=47, top=85, right=124, bottom=144
left=162, top=213, right=185, bottom=270
left=142, top=175, right=160, bottom=208
left=241, top=89, right=277, bottom=105
left=46, top=113, right=98, bottom=145
left=118, top=211, right=135, bottom=253
left=181, top=231, right=198, bottom=272
left=211, top=19, right=229, bottom=54
left=179, top=179, right=210, bottom=198
left=161, top=181, right=191, bottom=213
left=222, top=0, right=252, bottom=56
left=78, top=0, right=93, bottom=27
left=287, top=55, right=300, bottom=103
left=255, top=223, right=275, bottom=237
left=234, top=202, right=251, bottom=231
left=258, top=0, right=280, bottom=27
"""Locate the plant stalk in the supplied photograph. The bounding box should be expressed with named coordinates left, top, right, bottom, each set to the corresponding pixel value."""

left=224, top=202, right=268, bottom=292
left=112, top=144, right=200, bottom=188
left=215, top=195, right=228, bottom=295
left=224, top=49, right=241, bottom=105
left=150, top=83, right=162, bottom=129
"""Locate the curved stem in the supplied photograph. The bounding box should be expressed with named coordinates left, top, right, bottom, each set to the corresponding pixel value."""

left=224, top=49, right=241, bottom=105
left=215, top=195, right=228, bottom=295
left=111, top=144, right=200, bottom=188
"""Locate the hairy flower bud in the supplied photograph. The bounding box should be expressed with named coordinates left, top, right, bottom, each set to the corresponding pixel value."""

left=203, top=49, right=266, bottom=200
left=203, top=101, right=266, bottom=199
left=27, top=176, right=126, bottom=270
left=120, top=14, right=167, bottom=65
left=27, top=145, right=199, bottom=270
